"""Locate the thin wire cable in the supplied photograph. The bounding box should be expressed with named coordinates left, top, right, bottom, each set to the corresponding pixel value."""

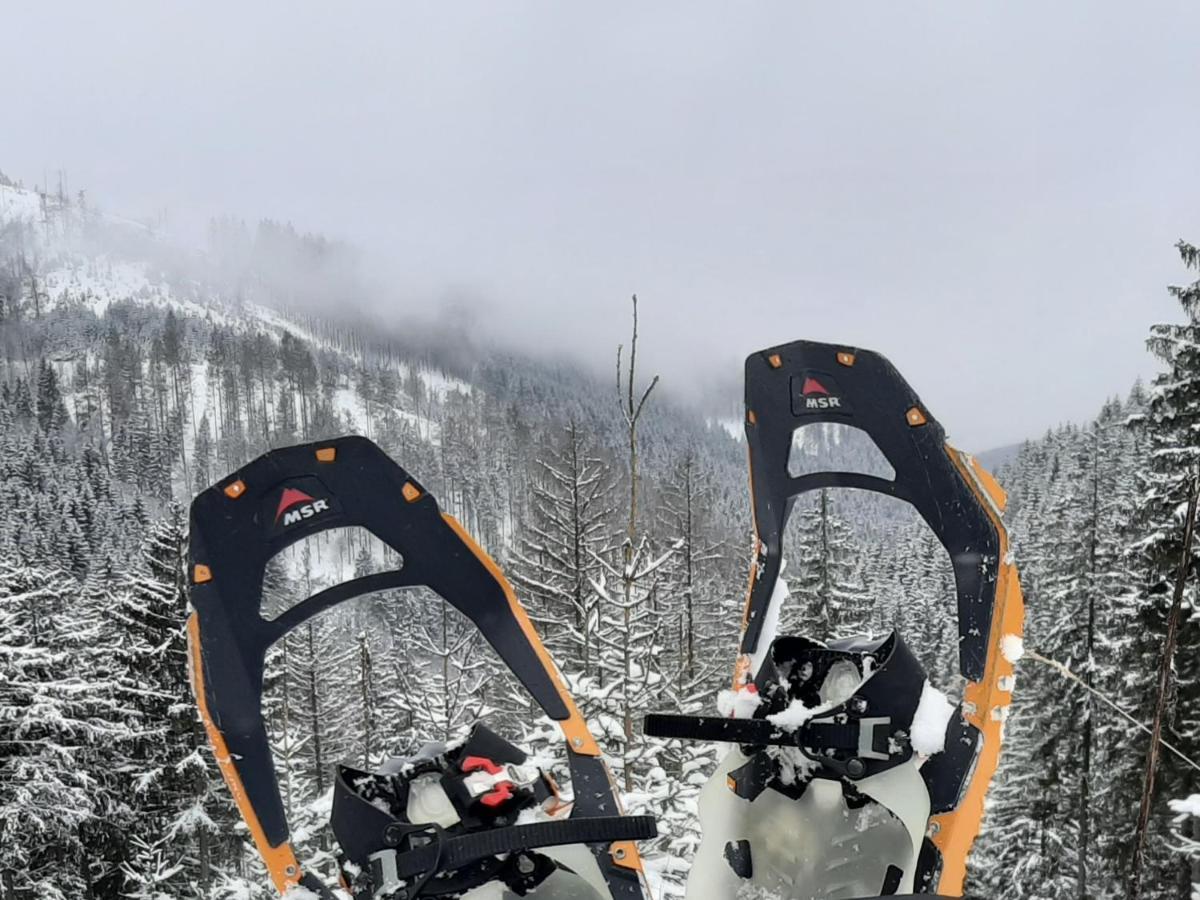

left=1023, top=648, right=1200, bottom=776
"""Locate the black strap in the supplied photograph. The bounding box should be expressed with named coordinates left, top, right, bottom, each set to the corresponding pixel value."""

left=299, top=872, right=339, bottom=899
left=645, top=713, right=886, bottom=754
left=392, top=815, right=658, bottom=881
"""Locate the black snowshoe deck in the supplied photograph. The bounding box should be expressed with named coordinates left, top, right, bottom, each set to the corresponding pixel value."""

left=187, top=435, right=651, bottom=898
left=733, top=341, right=1025, bottom=895
left=645, top=341, right=1024, bottom=897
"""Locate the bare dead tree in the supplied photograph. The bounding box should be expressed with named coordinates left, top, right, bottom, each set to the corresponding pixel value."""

left=612, top=294, right=661, bottom=791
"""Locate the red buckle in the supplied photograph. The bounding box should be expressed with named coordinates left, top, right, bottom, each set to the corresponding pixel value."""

left=461, top=756, right=516, bottom=808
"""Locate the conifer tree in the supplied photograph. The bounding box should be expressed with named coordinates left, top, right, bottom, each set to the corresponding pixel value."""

left=1125, top=241, right=1200, bottom=899
left=0, top=561, right=128, bottom=900
left=508, top=421, right=615, bottom=677
left=35, top=358, right=68, bottom=433
left=110, top=505, right=229, bottom=896
left=784, top=489, right=870, bottom=640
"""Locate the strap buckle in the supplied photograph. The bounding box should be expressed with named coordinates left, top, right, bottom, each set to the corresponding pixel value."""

left=461, top=755, right=531, bottom=809
left=367, top=847, right=405, bottom=899
left=856, top=716, right=892, bottom=761
left=806, top=715, right=892, bottom=761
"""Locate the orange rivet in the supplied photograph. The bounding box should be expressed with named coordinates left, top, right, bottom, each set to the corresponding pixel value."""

left=402, top=482, right=422, bottom=502
left=609, top=841, right=641, bottom=871
left=223, top=480, right=246, bottom=499
left=747, top=409, right=757, bottom=425
left=906, top=407, right=927, bottom=427
left=316, top=447, right=336, bottom=463
left=837, top=351, right=856, bottom=367
left=767, top=353, right=783, bottom=369
left=193, top=564, right=213, bottom=584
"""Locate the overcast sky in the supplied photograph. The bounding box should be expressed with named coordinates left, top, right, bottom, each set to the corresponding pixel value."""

left=6, top=2, right=1199, bottom=449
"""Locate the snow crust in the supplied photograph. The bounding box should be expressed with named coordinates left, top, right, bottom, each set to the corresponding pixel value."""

left=910, top=680, right=956, bottom=756
left=1001, top=633, right=1025, bottom=663
left=284, top=886, right=351, bottom=900
left=0, top=183, right=43, bottom=228
left=1170, top=794, right=1200, bottom=818
left=767, top=698, right=833, bottom=730
left=717, top=686, right=762, bottom=719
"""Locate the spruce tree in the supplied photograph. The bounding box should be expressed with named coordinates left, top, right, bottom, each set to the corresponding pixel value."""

left=110, top=505, right=229, bottom=897
left=1124, top=241, right=1200, bottom=899
left=508, top=421, right=615, bottom=678
left=784, top=489, right=870, bottom=640
left=0, top=562, right=128, bottom=900
left=35, top=358, right=68, bottom=433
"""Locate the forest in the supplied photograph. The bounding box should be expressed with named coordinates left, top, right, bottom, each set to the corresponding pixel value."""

left=1, top=175, right=1198, bottom=900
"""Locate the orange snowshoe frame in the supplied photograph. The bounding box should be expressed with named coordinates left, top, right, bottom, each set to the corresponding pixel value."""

left=732, top=341, right=1025, bottom=895
left=186, top=436, right=652, bottom=899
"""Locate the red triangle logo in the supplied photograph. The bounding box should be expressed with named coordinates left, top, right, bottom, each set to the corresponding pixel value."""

left=275, top=487, right=315, bottom=522
left=801, top=377, right=830, bottom=396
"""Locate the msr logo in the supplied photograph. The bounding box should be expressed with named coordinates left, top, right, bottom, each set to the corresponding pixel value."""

left=275, top=487, right=331, bottom=526
left=801, top=377, right=841, bottom=409
left=791, top=371, right=851, bottom=416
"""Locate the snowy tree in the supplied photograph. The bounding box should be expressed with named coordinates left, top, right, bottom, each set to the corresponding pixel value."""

left=109, top=505, right=231, bottom=896
left=1125, top=241, right=1200, bottom=900
left=0, top=561, right=128, bottom=899
left=783, top=489, right=871, bottom=640
left=508, top=421, right=615, bottom=677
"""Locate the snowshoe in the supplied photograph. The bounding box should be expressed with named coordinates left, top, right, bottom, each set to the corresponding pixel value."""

left=332, top=722, right=635, bottom=899
left=187, top=436, right=655, bottom=899
left=646, top=341, right=1025, bottom=898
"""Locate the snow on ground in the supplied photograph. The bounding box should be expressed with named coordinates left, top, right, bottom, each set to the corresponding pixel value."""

left=261, top=526, right=403, bottom=618
left=0, top=182, right=43, bottom=228
left=283, top=887, right=350, bottom=900
left=247, top=302, right=337, bottom=355
left=641, top=854, right=688, bottom=899
left=420, top=366, right=473, bottom=399
left=42, top=258, right=157, bottom=317
left=400, top=406, right=439, bottom=442
left=7, top=175, right=472, bottom=504
left=38, top=250, right=243, bottom=328
left=330, top=385, right=441, bottom=444
left=331, top=386, right=366, bottom=433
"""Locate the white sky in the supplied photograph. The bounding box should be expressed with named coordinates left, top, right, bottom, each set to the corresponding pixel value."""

left=6, top=1, right=1199, bottom=449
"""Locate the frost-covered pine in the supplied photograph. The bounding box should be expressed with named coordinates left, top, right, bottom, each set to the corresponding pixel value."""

left=403, top=595, right=497, bottom=747
left=508, top=421, right=616, bottom=680
left=783, top=488, right=870, bottom=640
left=967, top=395, right=1152, bottom=900
left=1121, top=241, right=1200, bottom=897
left=0, top=561, right=129, bottom=899
left=109, top=505, right=233, bottom=895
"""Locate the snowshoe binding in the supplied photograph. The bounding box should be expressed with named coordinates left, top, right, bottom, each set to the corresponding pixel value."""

left=187, top=437, right=655, bottom=899
left=647, top=341, right=1026, bottom=899
left=332, top=722, right=636, bottom=899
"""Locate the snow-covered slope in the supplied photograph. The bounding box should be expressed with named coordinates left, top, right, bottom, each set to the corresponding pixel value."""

left=0, top=179, right=44, bottom=226
left=0, top=179, right=469, bottom=443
